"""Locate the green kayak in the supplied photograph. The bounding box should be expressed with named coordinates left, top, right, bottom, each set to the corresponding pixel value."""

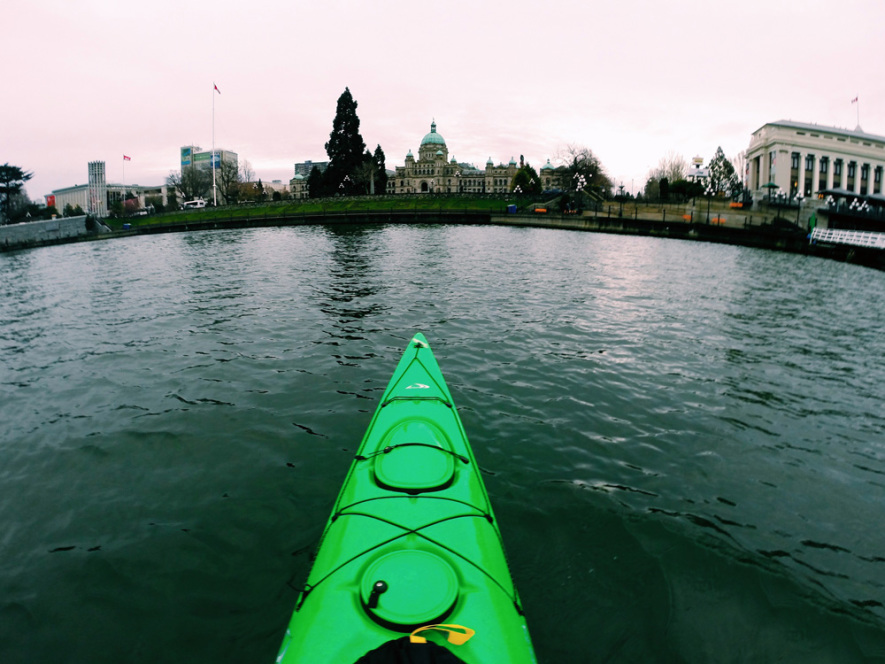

left=276, top=334, right=536, bottom=663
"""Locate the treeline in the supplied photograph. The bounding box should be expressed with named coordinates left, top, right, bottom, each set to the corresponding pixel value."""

left=643, top=147, right=744, bottom=202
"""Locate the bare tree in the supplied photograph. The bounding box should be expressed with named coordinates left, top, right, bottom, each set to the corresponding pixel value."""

left=554, top=144, right=613, bottom=196
left=167, top=166, right=211, bottom=204
left=648, top=151, right=687, bottom=183
left=217, top=159, right=240, bottom=204
left=239, top=159, right=255, bottom=184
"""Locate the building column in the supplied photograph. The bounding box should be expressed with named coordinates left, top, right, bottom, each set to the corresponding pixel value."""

left=812, top=156, right=822, bottom=194
left=805, top=154, right=815, bottom=195
left=776, top=148, right=789, bottom=193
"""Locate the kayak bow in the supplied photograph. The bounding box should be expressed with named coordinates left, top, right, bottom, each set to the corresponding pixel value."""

left=276, top=334, right=536, bottom=663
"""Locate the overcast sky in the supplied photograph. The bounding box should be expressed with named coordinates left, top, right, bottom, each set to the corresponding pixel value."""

left=4, top=0, right=883, bottom=200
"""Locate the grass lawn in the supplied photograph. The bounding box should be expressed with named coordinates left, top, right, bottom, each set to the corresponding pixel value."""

left=106, top=196, right=522, bottom=230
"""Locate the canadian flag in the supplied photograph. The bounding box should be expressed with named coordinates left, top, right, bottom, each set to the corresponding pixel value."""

left=214, top=83, right=221, bottom=94
left=851, top=96, right=858, bottom=103
left=123, top=155, right=131, bottom=161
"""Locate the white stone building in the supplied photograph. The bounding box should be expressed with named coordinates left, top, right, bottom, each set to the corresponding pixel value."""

left=747, top=120, right=885, bottom=199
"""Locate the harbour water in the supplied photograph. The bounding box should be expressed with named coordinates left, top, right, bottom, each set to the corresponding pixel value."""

left=2, top=224, right=885, bottom=663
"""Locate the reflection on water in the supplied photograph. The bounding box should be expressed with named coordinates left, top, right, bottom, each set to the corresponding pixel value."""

left=1, top=224, right=885, bottom=663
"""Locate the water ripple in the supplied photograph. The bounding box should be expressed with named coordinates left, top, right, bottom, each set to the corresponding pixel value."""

left=2, top=226, right=885, bottom=661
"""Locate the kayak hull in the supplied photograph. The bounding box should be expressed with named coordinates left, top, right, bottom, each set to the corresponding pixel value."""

left=276, top=334, right=536, bottom=663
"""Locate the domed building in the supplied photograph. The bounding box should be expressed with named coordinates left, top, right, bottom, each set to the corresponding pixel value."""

left=387, top=121, right=520, bottom=195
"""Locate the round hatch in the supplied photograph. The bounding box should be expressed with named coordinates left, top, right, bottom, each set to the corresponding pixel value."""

left=373, top=421, right=456, bottom=492
left=361, top=550, right=459, bottom=630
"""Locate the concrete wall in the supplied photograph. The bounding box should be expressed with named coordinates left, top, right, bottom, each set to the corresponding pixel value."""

left=0, top=216, right=90, bottom=251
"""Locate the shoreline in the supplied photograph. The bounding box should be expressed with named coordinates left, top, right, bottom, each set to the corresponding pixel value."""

left=2, top=206, right=883, bottom=271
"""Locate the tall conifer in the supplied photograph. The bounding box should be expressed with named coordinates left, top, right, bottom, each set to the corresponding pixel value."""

left=324, top=88, right=367, bottom=194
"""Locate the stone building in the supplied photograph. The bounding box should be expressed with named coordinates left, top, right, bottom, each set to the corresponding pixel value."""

left=289, top=174, right=309, bottom=199
left=747, top=120, right=885, bottom=199
left=386, top=121, right=520, bottom=195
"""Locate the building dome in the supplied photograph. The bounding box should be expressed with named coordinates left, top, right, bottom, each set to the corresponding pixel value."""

left=420, top=121, right=446, bottom=147
left=541, top=159, right=554, bottom=170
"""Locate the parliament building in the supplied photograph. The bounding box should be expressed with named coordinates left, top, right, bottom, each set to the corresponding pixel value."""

left=386, top=121, right=523, bottom=195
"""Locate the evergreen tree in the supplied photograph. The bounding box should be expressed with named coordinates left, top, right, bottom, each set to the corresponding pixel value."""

left=708, top=146, right=740, bottom=196
left=511, top=164, right=541, bottom=194
left=324, top=87, right=367, bottom=194
left=307, top=166, right=324, bottom=199
left=0, top=163, right=33, bottom=223
left=373, top=145, right=388, bottom=195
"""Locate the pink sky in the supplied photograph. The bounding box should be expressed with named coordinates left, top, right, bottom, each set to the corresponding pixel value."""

left=4, top=0, right=882, bottom=200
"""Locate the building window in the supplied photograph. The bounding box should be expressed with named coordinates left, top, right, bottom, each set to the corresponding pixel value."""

left=848, top=162, right=856, bottom=178
left=820, top=157, right=828, bottom=174
left=876, top=167, right=883, bottom=184
left=834, top=160, right=842, bottom=176
left=861, top=164, right=869, bottom=180
left=791, top=153, right=800, bottom=169
left=805, top=155, right=814, bottom=171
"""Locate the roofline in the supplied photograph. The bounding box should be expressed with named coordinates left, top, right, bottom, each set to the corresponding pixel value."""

left=754, top=120, right=885, bottom=144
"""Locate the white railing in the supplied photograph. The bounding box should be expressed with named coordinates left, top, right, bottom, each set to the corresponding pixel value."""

left=811, top=227, right=885, bottom=249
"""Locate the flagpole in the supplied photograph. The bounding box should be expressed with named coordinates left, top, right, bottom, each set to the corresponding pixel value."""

left=212, top=84, right=217, bottom=207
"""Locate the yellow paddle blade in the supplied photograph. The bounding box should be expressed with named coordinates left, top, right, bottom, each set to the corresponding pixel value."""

left=409, top=624, right=475, bottom=646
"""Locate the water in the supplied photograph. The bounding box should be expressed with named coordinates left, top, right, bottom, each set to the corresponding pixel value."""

left=2, top=224, right=885, bottom=663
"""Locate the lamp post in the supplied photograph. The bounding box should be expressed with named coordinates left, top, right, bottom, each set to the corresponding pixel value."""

left=705, top=185, right=713, bottom=224
left=795, top=192, right=804, bottom=225
left=574, top=173, right=587, bottom=213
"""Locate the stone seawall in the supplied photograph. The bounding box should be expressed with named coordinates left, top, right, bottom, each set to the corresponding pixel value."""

left=489, top=213, right=810, bottom=252
left=3, top=209, right=882, bottom=271
left=0, top=216, right=92, bottom=251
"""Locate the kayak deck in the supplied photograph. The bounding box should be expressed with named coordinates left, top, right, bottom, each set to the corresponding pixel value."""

left=276, top=334, right=536, bottom=663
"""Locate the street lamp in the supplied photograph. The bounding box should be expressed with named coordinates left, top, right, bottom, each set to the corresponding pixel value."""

left=796, top=192, right=804, bottom=225
left=705, top=185, right=713, bottom=224
left=574, top=174, right=587, bottom=213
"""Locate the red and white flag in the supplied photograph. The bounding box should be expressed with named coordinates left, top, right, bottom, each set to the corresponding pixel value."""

left=123, top=155, right=131, bottom=161
left=851, top=96, right=858, bottom=103
left=214, top=83, right=221, bottom=94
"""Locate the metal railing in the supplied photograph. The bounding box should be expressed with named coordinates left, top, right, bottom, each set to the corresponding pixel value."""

left=811, top=227, right=885, bottom=249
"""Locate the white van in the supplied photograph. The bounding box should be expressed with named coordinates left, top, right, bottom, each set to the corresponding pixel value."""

left=182, top=199, right=206, bottom=209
